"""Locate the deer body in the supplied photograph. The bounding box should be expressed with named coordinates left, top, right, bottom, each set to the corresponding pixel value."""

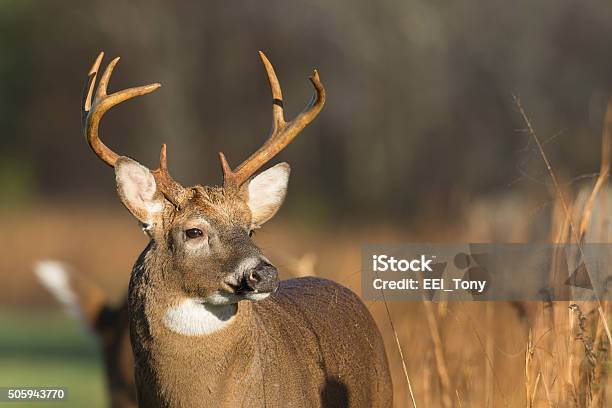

left=131, top=269, right=391, bottom=407
left=82, top=52, right=392, bottom=407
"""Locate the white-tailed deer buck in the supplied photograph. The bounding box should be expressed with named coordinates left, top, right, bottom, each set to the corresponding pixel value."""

left=82, top=51, right=392, bottom=407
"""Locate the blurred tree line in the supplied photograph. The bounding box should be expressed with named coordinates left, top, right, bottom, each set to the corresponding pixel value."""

left=1, top=0, right=612, bottom=222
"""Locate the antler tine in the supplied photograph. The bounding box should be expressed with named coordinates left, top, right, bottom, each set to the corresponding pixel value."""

left=159, top=143, right=169, bottom=171
left=151, top=144, right=192, bottom=208
left=82, top=51, right=161, bottom=168
left=95, top=56, right=120, bottom=100
left=259, top=51, right=285, bottom=132
left=82, top=52, right=103, bottom=118
left=220, top=51, right=326, bottom=189
left=218, top=152, right=237, bottom=188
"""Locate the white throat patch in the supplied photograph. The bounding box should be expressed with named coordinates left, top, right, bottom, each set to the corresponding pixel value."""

left=163, top=298, right=237, bottom=336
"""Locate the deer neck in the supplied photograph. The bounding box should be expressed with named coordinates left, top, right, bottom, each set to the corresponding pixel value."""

left=129, top=249, right=256, bottom=348
left=128, top=248, right=262, bottom=404
left=132, top=282, right=254, bottom=353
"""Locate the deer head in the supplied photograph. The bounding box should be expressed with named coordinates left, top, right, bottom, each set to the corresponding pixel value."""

left=82, top=51, right=325, bottom=306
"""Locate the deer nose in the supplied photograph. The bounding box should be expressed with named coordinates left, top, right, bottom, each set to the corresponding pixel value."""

left=244, top=261, right=278, bottom=293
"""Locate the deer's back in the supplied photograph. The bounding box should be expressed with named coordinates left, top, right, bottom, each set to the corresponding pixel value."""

left=250, top=277, right=393, bottom=407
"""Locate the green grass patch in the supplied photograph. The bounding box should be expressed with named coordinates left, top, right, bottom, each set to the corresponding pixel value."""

left=0, top=311, right=108, bottom=407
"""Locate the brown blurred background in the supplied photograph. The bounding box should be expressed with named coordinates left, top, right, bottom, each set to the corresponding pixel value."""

left=1, top=0, right=612, bottom=407
left=3, top=0, right=612, bottom=217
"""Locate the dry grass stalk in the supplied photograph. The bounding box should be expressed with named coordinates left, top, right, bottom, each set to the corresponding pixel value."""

left=571, top=301, right=609, bottom=408
left=569, top=304, right=592, bottom=406
left=573, top=98, right=612, bottom=408
left=485, top=302, right=495, bottom=406
left=525, top=329, right=536, bottom=407
left=423, top=351, right=432, bottom=407
left=578, top=97, right=612, bottom=240
left=513, top=95, right=612, bottom=349
left=456, top=389, right=464, bottom=408
left=536, top=355, right=554, bottom=408
left=525, top=328, right=547, bottom=407
left=590, top=301, right=609, bottom=407
left=379, top=286, right=418, bottom=407
left=421, top=300, right=452, bottom=408
left=469, top=313, right=509, bottom=407
left=531, top=372, right=542, bottom=407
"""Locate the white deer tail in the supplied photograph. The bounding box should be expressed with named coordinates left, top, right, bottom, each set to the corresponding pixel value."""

left=35, top=261, right=80, bottom=316
left=34, top=260, right=107, bottom=329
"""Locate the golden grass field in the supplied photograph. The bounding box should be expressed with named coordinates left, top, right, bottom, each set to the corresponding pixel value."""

left=0, top=191, right=610, bottom=407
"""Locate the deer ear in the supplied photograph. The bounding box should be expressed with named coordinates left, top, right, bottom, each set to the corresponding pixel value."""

left=246, top=162, right=290, bottom=227
left=115, top=157, right=165, bottom=227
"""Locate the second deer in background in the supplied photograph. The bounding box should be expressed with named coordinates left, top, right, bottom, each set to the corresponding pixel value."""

left=34, top=261, right=136, bottom=408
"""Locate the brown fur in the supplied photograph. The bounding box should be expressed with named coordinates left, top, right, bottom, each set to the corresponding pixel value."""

left=96, top=301, right=137, bottom=408
left=122, top=185, right=393, bottom=407
left=131, top=270, right=392, bottom=407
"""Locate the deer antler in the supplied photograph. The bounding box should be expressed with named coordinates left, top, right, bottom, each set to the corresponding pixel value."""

left=219, top=51, right=326, bottom=189
left=83, top=52, right=190, bottom=207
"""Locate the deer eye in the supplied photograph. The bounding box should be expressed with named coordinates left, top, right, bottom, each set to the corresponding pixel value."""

left=185, top=228, right=204, bottom=239
left=249, top=230, right=255, bottom=237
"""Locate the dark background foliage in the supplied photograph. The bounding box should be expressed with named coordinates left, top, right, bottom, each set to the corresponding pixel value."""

left=1, top=0, right=612, bottom=221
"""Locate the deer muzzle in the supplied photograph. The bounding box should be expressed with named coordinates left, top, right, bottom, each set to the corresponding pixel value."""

left=243, top=261, right=279, bottom=294
left=221, top=258, right=280, bottom=301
